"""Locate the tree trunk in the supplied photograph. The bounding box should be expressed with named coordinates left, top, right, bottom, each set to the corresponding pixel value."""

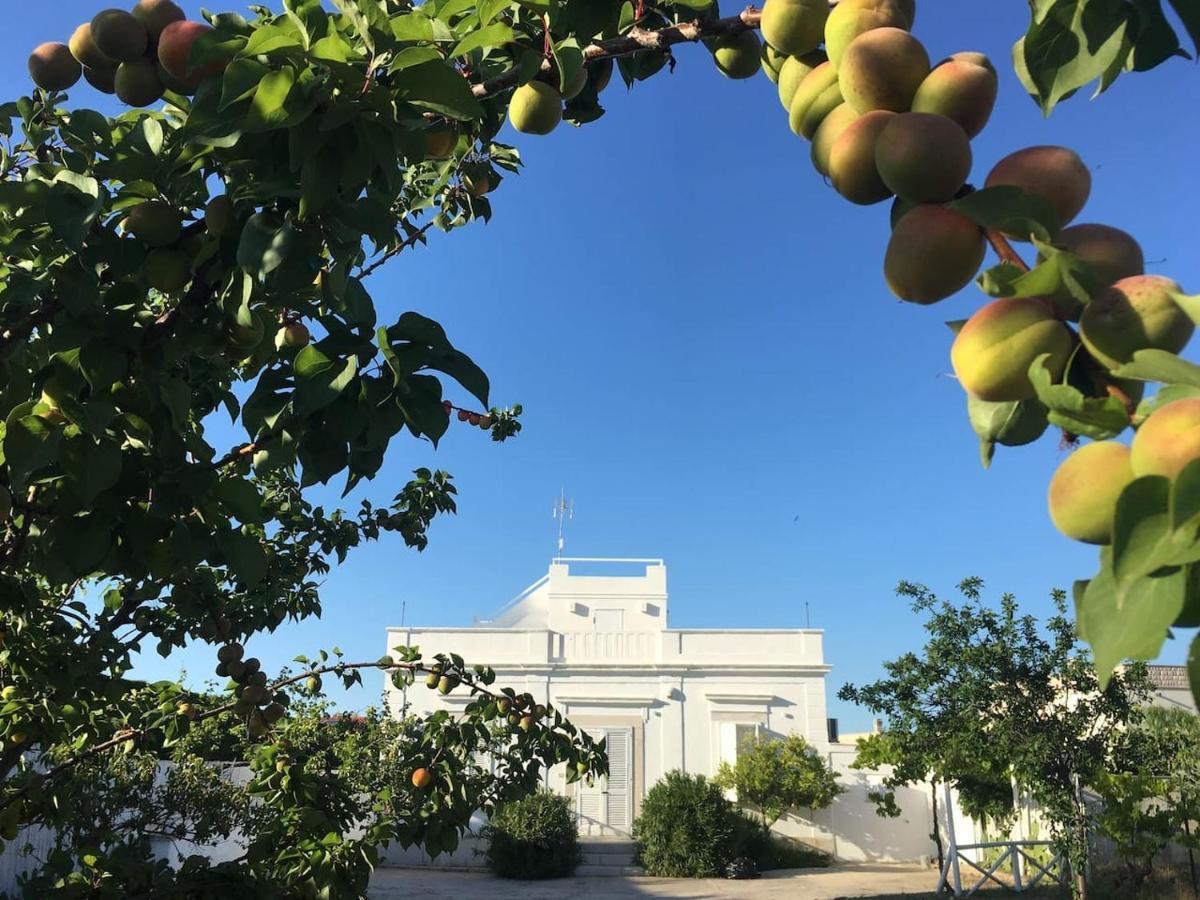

left=930, top=779, right=946, bottom=881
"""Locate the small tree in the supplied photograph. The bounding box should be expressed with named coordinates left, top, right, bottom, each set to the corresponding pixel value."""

left=839, top=578, right=1151, bottom=897
left=714, top=733, right=841, bottom=832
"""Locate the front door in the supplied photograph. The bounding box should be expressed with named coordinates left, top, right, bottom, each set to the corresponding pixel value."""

left=576, top=727, right=633, bottom=836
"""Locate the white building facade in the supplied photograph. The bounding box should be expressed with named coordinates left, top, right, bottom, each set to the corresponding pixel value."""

left=385, top=557, right=959, bottom=862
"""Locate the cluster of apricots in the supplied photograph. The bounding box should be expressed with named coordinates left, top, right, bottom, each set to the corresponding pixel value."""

left=28, top=2, right=225, bottom=106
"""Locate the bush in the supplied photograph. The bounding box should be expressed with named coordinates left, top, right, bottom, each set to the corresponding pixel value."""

left=633, top=771, right=737, bottom=877
left=729, top=809, right=831, bottom=871
left=482, top=790, right=581, bottom=880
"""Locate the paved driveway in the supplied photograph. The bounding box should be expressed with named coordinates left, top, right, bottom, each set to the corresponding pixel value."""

left=370, top=862, right=940, bottom=899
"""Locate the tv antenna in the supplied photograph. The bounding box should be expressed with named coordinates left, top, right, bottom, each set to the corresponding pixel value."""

left=553, top=489, right=573, bottom=557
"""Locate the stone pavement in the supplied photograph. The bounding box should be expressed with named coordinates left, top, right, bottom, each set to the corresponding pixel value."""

left=370, top=862, right=941, bottom=899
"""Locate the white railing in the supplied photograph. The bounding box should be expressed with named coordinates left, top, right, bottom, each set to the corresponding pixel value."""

left=937, top=840, right=1066, bottom=897
left=937, top=782, right=1067, bottom=897
left=561, top=631, right=652, bottom=661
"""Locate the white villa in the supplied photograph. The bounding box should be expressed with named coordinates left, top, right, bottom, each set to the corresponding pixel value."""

left=385, top=557, right=969, bottom=863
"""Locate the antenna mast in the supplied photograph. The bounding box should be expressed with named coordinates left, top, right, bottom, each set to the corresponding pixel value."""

left=552, top=489, right=574, bottom=557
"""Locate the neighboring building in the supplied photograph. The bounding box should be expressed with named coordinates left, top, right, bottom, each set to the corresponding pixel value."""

left=1146, top=664, right=1198, bottom=713
left=387, top=558, right=831, bottom=838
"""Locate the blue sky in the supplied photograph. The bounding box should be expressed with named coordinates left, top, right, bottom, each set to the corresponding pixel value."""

left=8, top=3, right=1200, bottom=730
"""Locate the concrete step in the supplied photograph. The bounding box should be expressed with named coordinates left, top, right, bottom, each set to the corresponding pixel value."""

left=574, top=864, right=645, bottom=877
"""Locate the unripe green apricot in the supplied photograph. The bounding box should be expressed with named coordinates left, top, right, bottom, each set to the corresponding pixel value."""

left=28, top=44, right=82, bottom=92
left=1079, top=275, right=1194, bottom=371
left=1043, top=224, right=1144, bottom=291
left=951, top=297, right=1074, bottom=402
left=824, top=0, right=912, bottom=68
left=984, top=146, right=1091, bottom=239
left=508, top=81, right=562, bottom=135
left=761, top=0, right=828, bottom=57
left=84, top=66, right=117, bottom=95
left=424, top=127, right=457, bottom=159
left=131, top=0, right=186, bottom=40
left=875, top=112, right=972, bottom=204
left=787, top=61, right=839, bottom=138
left=205, top=196, right=233, bottom=237
left=840, top=27, right=930, bottom=114
left=91, top=9, right=149, bottom=63
left=69, top=24, right=114, bottom=70
left=777, top=50, right=827, bottom=109
left=126, top=201, right=182, bottom=247
left=275, top=322, right=310, bottom=350
left=884, top=205, right=985, bottom=304
left=810, top=103, right=860, bottom=176
left=1132, top=398, right=1200, bottom=480
left=760, top=43, right=788, bottom=83
left=144, top=248, right=191, bottom=293
left=1048, top=441, right=1135, bottom=544
left=713, top=30, right=762, bottom=80
left=561, top=67, right=588, bottom=99
left=889, top=196, right=917, bottom=229
left=589, top=58, right=613, bottom=94
left=911, top=52, right=998, bottom=139
left=828, top=110, right=895, bottom=205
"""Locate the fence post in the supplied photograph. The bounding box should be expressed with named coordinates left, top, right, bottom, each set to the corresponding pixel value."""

left=1011, top=843, right=1023, bottom=893
left=944, top=781, right=962, bottom=896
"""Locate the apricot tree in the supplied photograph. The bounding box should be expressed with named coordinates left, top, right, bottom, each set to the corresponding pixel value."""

left=4, top=0, right=1200, bottom=895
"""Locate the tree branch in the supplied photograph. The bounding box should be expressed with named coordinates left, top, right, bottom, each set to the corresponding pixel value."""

left=984, top=229, right=1030, bottom=273
left=471, top=7, right=764, bottom=99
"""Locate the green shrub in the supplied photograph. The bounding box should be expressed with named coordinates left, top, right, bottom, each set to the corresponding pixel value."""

left=633, top=771, right=737, bottom=877
left=482, top=790, right=581, bottom=880
left=729, top=809, right=831, bottom=871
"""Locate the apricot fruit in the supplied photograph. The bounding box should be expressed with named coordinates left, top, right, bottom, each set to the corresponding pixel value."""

left=951, top=297, right=1074, bottom=401
left=144, top=248, right=190, bottom=292
left=126, top=201, right=182, bottom=247
left=875, top=112, right=972, bottom=203
left=91, top=9, right=148, bottom=63
left=825, top=0, right=912, bottom=68
left=828, top=110, right=896, bottom=205
left=69, top=23, right=114, bottom=70
left=1045, top=224, right=1144, bottom=290
left=131, top=0, right=186, bottom=40
left=115, top=59, right=164, bottom=107
left=1131, top=398, right=1200, bottom=480
left=508, top=81, right=562, bottom=135
left=1079, top=275, right=1194, bottom=370
left=713, top=30, right=762, bottom=80
left=28, top=44, right=82, bottom=92
left=761, top=0, right=828, bottom=57
left=1047, top=441, right=1135, bottom=544
left=411, top=767, right=433, bottom=789
left=840, top=27, right=930, bottom=114
left=810, top=103, right=860, bottom=176
left=760, top=43, right=788, bottom=83
left=910, top=52, right=998, bottom=138
left=984, top=146, right=1091, bottom=238
left=787, top=60, right=840, bottom=138
left=158, top=21, right=226, bottom=89
left=777, top=50, right=827, bottom=109
left=884, top=205, right=985, bottom=303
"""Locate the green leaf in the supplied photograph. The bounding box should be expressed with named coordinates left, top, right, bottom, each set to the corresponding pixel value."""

left=1112, top=475, right=1173, bottom=588
left=220, top=58, right=270, bottom=111
left=215, top=477, right=267, bottom=524
left=1129, top=0, right=1188, bottom=70
left=1078, top=563, right=1185, bottom=687
left=395, top=61, right=484, bottom=120
left=1112, top=349, right=1200, bottom=388
left=4, top=413, right=61, bottom=491
left=450, top=23, right=515, bottom=58
left=1028, top=354, right=1130, bottom=439
left=293, top=347, right=359, bottom=416
left=551, top=39, right=584, bottom=95
left=237, top=213, right=296, bottom=279
left=239, top=23, right=305, bottom=58
left=1018, top=0, right=1133, bottom=113
left=950, top=186, right=1059, bottom=242
left=217, top=528, right=269, bottom=588
left=243, top=67, right=297, bottom=132
left=59, top=437, right=122, bottom=505
left=1169, top=0, right=1200, bottom=54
